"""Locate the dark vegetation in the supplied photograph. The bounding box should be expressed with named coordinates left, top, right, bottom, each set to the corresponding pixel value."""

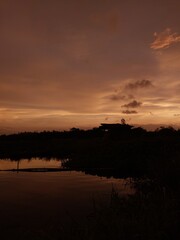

left=0, top=124, right=179, bottom=183
left=54, top=184, right=179, bottom=240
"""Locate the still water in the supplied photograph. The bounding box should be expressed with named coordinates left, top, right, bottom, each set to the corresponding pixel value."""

left=0, top=158, right=62, bottom=170
left=0, top=158, right=133, bottom=236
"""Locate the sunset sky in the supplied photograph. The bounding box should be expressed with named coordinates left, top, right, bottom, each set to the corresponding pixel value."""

left=1, top=0, right=180, bottom=133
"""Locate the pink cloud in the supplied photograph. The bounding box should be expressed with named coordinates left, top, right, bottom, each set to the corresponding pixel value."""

left=151, top=28, right=180, bottom=50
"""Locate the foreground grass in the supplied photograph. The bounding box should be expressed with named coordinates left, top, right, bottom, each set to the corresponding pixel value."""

left=1, top=180, right=179, bottom=240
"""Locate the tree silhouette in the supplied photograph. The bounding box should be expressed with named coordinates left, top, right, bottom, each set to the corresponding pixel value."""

left=121, top=118, right=126, bottom=125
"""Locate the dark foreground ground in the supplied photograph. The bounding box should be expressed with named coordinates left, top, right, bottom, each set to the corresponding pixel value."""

left=0, top=181, right=179, bottom=240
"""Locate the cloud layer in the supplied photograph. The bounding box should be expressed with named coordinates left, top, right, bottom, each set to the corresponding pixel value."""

left=0, top=0, right=180, bottom=132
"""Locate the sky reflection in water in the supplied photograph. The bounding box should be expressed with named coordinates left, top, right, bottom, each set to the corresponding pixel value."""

left=0, top=158, right=134, bottom=231
left=0, top=158, right=61, bottom=170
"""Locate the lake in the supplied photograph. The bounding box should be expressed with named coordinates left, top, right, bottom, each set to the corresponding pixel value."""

left=0, top=158, right=133, bottom=239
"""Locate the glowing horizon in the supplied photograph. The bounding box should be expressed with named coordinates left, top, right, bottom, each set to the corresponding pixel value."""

left=1, top=0, right=180, bottom=133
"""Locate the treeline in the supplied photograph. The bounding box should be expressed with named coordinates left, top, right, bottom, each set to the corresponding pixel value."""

left=0, top=124, right=179, bottom=185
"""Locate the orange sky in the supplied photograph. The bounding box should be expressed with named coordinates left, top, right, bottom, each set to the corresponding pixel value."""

left=0, top=0, right=180, bottom=133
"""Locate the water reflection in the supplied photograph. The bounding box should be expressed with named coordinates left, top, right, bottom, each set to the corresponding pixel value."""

left=0, top=158, right=61, bottom=170
left=0, top=158, right=133, bottom=195
left=0, top=158, right=135, bottom=239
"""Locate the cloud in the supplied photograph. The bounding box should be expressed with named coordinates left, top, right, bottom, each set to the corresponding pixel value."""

left=126, top=79, right=153, bottom=90
left=106, top=94, right=126, bottom=101
left=122, top=100, right=142, bottom=108
left=105, top=93, right=134, bottom=101
left=122, top=110, right=138, bottom=114
left=151, top=28, right=180, bottom=50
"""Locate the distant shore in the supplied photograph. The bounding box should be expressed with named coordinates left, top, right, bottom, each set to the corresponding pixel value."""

left=0, top=124, right=179, bottom=184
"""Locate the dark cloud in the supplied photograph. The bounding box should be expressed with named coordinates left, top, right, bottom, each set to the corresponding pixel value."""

left=122, top=100, right=142, bottom=108
left=107, top=94, right=126, bottom=101
left=122, top=110, right=138, bottom=114
left=105, top=93, right=134, bottom=101
left=126, top=79, right=153, bottom=90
